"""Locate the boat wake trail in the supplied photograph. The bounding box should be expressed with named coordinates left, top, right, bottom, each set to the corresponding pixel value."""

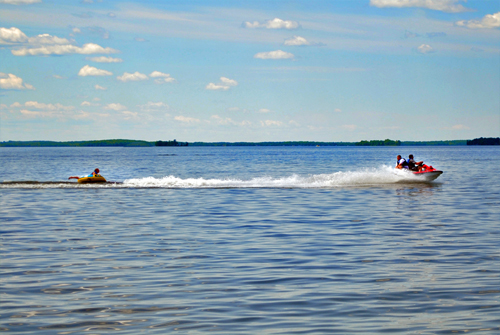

left=1, top=166, right=438, bottom=189
left=123, top=166, right=428, bottom=188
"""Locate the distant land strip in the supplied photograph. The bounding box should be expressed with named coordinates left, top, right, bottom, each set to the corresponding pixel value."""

left=3, top=138, right=498, bottom=147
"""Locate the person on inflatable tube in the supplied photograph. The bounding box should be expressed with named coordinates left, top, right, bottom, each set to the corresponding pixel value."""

left=69, top=168, right=101, bottom=180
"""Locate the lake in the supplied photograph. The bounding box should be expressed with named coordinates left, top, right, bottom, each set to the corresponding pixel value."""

left=1, top=146, right=499, bottom=334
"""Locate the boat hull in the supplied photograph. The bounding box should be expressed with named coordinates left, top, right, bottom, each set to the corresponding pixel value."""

left=412, top=170, right=443, bottom=181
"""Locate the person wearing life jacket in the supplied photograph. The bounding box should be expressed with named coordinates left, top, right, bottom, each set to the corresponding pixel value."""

left=407, top=154, right=424, bottom=172
left=395, top=155, right=409, bottom=169
left=69, top=168, right=101, bottom=180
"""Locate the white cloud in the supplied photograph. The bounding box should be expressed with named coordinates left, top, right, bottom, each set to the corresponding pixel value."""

left=174, top=115, right=200, bottom=123
left=369, top=0, right=470, bottom=13
left=258, top=108, right=271, bottom=113
left=117, top=71, right=148, bottom=82
left=0, top=73, right=34, bottom=90
left=451, top=124, right=470, bottom=130
left=78, top=65, right=113, bottom=76
left=206, top=83, right=230, bottom=90
left=28, top=34, right=70, bottom=45
left=254, top=50, right=294, bottom=60
left=261, top=120, right=283, bottom=126
left=81, top=101, right=99, bottom=106
left=12, top=43, right=118, bottom=56
left=284, top=36, right=310, bottom=46
left=87, top=56, right=123, bottom=63
left=1, top=27, right=70, bottom=46
left=95, top=84, right=107, bottom=90
left=0, top=0, right=41, bottom=4
left=220, top=77, right=238, bottom=86
left=52, top=75, right=63, bottom=79
left=19, top=109, right=46, bottom=117
left=244, top=18, right=300, bottom=29
left=72, top=27, right=81, bottom=34
left=149, top=71, right=175, bottom=84
left=456, top=12, right=500, bottom=29
left=24, top=101, right=74, bottom=111
left=139, top=101, right=169, bottom=111
left=342, top=124, right=357, bottom=130
left=334, top=108, right=342, bottom=113
left=417, top=44, right=434, bottom=53
left=206, top=77, right=238, bottom=90
left=0, top=27, right=27, bottom=44
left=211, top=115, right=250, bottom=126
left=104, top=103, right=127, bottom=111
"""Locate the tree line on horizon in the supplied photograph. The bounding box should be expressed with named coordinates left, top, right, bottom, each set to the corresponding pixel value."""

left=2, top=138, right=499, bottom=147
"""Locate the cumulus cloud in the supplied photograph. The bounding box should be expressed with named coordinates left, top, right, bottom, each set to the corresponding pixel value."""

left=7, top=101, right=74, bottom=113
left=139, top=101, right=169, bottom=111
left=174, top=115, right=200, bottom=123
left=206, top=83, right=230, bottom=90
left=1, top=27, right=71, bottom=46
left=0, top=73, right=34, bottom=90
left=258, top=108, right=271, bottom=113
left=254, top=50, right=294, bottom=60
left=117, top=71, right=148, bottom=82
left=206, top=77, right=238, bottom=90
left=87, top=56, right=123, bottom=63
left=211, top=115, right=251, bottom=126
left=417, top=44, right=435, bottom=53
left=220, top=77, right=238, bottom=86
left=150, top=71, right=175, bottom=84
left=95, top=84, right=107, bottom=90
left=369, top=0, right=470, bottom=13
left=78, top=65, right=113, bottom=76
left=28, top=34, right=70, bottom=45
left=24, top=101, right=74, bottom=111
left=0, top=0, right=41, bottom=4
left=456, top=12, right=500, bottom=29
left=0, top=27, right=28, bottom=44
left=243, top=18, right=300, bottom=29
left=261, top=120, right=283, bottom=126
left=81, top=101, right=99, bottom=106
left=12, top=43, right=118, bottom=56
left=104, top=103, right=127, bottom=111
left=284, top=36, right=310, bottom=46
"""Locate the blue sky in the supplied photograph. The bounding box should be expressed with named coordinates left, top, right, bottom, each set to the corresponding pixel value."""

left=1, top=0, right=499, bottom=142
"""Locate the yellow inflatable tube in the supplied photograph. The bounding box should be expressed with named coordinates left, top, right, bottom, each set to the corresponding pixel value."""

left=77, top=175, right=107, bottom=183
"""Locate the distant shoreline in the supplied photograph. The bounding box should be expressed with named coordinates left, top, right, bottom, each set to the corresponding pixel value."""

left=4, top=138, right=497, bottom=147
left=1, top=138, right=498, bottom=147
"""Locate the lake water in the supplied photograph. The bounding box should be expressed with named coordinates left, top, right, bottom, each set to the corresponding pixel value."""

left=1, top=146, right=499, bottom=334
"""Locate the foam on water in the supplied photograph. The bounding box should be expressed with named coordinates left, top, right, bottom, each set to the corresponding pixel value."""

left=123, top=166, right=405, bottom=188
left=1, top=166, right=435, bottom=189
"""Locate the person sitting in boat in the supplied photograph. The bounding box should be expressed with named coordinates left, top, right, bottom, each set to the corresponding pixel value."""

left=68, top=168, right=101, bottom=180
left=407, top=154, right=424, bottom=172
left=395, top=155, right=409, bottom=169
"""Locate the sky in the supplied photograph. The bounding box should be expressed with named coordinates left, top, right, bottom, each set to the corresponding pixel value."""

left=0, top=0, right=499, bottom=142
